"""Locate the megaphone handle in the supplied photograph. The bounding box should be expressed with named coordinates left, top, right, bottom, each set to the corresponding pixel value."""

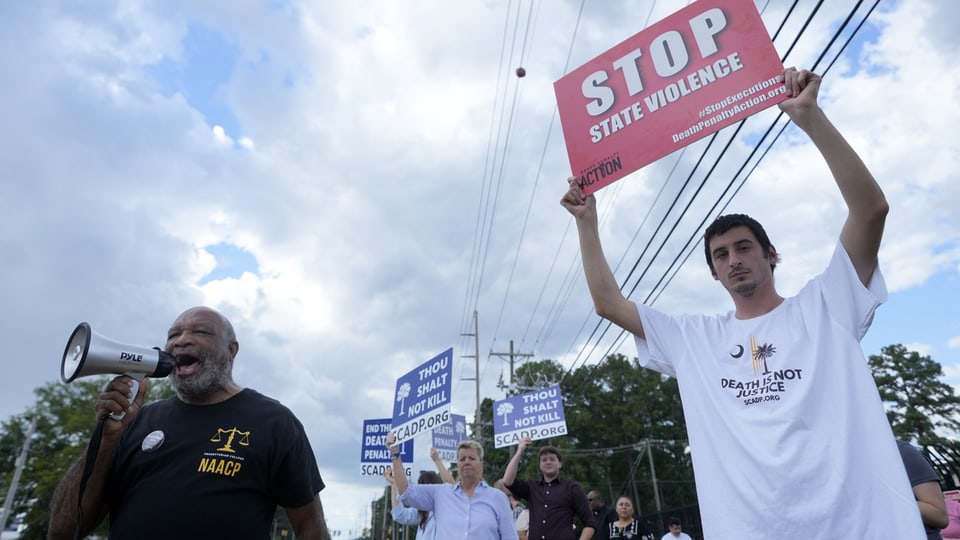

left=109, top=372, right=146, bottom=421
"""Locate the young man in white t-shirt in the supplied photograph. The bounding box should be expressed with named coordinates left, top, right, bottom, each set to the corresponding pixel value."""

left=561, top=68, right=924, bottom=539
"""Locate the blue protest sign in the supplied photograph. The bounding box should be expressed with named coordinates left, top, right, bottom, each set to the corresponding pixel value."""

left=360, top=418, right=413, bottom=477
left=391, top=348, right=453, bottom=444
left=492, top=384, right=568, bottom=448
left=432, top=413, right=467, bottom=463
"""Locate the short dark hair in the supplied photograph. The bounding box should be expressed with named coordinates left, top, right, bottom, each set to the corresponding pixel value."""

left=418, top=471, right=442, bottom=485
left=703, top=213, right=776, bottom=275
left=669, top=517, right=682, bottom=527
left=538, top=445, right=562, bottom=462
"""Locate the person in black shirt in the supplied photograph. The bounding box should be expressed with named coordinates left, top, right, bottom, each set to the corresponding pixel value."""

left=607, top=496, right=653, bottom=540
left=503, top=436, right=597, bottom=540
left=587, top=490, right=614, bottom=540
left=49, top=306, right=329, bottom=540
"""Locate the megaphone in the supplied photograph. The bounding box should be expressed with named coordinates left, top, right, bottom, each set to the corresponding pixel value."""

left=61, top=322, right=175, bottom=418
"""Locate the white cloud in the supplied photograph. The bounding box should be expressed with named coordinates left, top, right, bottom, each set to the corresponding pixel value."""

left=212, top=124, right=233, bottom=145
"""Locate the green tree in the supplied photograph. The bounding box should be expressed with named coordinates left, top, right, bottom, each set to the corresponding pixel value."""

left=0, top=377, right=175, bottom=540
left=869, top=343, right=960, bottom=445
left=562, top=354, right=693, bottom=516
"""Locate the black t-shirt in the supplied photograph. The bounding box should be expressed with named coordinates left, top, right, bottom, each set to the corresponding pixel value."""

left=898, top=440, right=943, bottom=540
left=592, top=506, right=614, bottom=540
left=106, top=389, right=324, bottom=539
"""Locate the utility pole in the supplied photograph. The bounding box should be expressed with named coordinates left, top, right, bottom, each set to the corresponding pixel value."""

left=459, top=310, right=482, bottom=443
left=491, top=339, right=534, bottom=392
left=646, top=440, right=662, bottom=513
left=0, top=416, right=36, bottom=532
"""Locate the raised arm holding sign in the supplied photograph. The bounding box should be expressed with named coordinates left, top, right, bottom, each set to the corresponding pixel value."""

left=502, top=437, right=596, bottom=540
left=560, top=67, right=921, bottom=540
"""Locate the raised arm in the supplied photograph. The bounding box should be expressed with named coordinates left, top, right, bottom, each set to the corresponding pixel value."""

left=778, top=68, right=888, bottom=286
left=430, top=446, right=456, bottom=484
left=560, top=179, right=645, bottom=339
left=48, top=376, right=147, bottom=540
left=502, top=437, right=531, bottom=488
left=383, top=466, right=401, bottom=507
left=385, top=432, right=409, bottom=495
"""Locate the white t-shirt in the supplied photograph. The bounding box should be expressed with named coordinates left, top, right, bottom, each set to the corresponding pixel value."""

left=635, top=245, right=923, bottom=539
left=660, top=533, right=692, bottom=540
left=515, top=507, right=529, bottom=532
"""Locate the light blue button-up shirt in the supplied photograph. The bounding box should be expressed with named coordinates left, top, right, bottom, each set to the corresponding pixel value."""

left=398, top=481, right=519, bottom=540
left=391, top=504, right=437, bottom=540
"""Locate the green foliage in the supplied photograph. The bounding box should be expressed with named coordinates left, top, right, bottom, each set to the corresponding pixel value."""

left=0, top=376, right=176, bottom=540
left=869, top=343, right=960, bottom=445
left=562, top=354, right=694, bottom=513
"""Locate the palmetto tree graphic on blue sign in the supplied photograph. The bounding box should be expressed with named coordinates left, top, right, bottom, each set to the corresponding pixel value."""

left=396, top=382, right=411, bottom=416
left=497, top=402, right=514, bottom=426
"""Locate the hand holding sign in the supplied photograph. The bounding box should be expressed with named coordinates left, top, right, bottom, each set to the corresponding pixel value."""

left=517, top=436, right=532, bottom=453
left=777, top=68, right=822, bottom=131
left=559, top=175, right=595, bottom=222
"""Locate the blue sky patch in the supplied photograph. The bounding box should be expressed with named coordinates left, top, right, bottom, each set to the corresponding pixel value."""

left=145, top=23, right=242, bottom=137
left=198, top=242, right=259, bottom=285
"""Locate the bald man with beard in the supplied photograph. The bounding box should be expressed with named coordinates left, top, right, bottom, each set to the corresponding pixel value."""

left=49, top=306, right=330, bottom=540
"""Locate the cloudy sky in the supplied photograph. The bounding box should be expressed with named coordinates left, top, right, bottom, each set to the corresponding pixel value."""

left=2, top=0, right=959, bottom=535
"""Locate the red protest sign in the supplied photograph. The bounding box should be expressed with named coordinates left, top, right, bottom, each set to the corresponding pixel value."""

left=554, top=0, right=786, bottom=194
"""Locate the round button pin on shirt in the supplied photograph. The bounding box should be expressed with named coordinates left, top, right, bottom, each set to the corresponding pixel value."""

left=141, top=430, right=165, bottom=452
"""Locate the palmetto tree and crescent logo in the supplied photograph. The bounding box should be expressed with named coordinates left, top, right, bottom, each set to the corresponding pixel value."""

left=729, top=335, right=777, bottom=375
left=722, top=335, right=799, bottom=405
